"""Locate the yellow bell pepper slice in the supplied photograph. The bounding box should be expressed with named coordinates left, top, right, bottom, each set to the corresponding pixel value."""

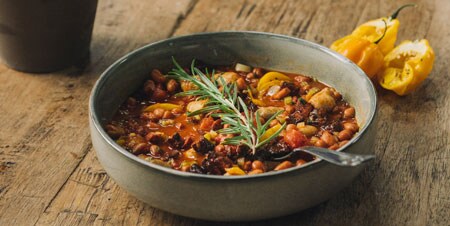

left=351, top=4, right=415, bottom=55
left=378, top=39, right=435, bottom=96
left=257, top=72, right=292, bottom=91
left=224, top=165, right=246, bottom=175
left=260, top=123, right=282, bottom=142
left=248, top=89, right=265, bottom=107
left=143, top=103, right=181, bottom=112
left=258, top=80, right=283, bottom=94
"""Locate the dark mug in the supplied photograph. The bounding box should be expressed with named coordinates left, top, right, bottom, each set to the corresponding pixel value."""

left=0, top=0, right=98, bottom=73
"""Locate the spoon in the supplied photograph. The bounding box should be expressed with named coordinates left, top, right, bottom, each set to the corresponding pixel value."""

left=273, top=146, right=375, bottom=167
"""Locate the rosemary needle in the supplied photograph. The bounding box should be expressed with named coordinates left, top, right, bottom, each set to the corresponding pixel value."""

left=168, top=59, right=286, bottom=154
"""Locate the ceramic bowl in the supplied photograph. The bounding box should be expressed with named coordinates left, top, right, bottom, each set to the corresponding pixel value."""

left=89, top=31, right=377, bottom=221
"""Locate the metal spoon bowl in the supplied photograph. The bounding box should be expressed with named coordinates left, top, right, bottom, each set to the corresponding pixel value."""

left=273, top=146, right=375, bottom=166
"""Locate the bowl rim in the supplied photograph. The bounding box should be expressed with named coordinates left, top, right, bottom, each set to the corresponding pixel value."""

left=89, top=31, right=377, bottom=180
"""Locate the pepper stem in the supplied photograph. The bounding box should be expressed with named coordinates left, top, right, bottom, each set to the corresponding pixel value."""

left=374, top=19, right=387, bottom=44
left=390, top=3, right=416, bottom=20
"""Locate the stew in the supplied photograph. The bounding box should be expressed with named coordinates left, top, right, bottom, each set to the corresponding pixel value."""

left=105, top=61, right=359, bottom=175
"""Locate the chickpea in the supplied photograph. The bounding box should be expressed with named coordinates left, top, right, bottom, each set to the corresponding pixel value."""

left=166, top=79, right=179, bottom=93
left=236, top=77, right=247, bottom=90
left=343, top=107, right=355, bottom=119
left=286, top=124, right=297, bottom=131
left=343, top=122, right=359, bottom=132
left=296, top=159, right=307, bottom=166
left=315, top=139, right=328, bottom=148
left=153, top=108, right=165, bottom=119
left=248, top=169, right=264, bottom=175
left=298, top=125, right=318, bottom=137
left=252, top=160, right=265, bottom=171
left=162, top=110, right=174, bottom=119
left=274, top=161, right=294, bottom=171
left=272, top=88, right=291, bottom=100
left=151, top=69, right=167, bottom=83
left=321, top=131, right=337, bottom=146
left=338, top=129, right=353, bottom=141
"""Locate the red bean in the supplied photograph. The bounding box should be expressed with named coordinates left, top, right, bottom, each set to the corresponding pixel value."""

left=105, top=124, right=125, bottom=138
left=153, top=108, right=165, bottom=119
left=246, top=72, right=255, bottom=79
left=166, top=79, right=179, bottom=93
left=343, top=122, right=359, bottom=132
left=343, top=107, right=355, bottom=119
left=285, top=105, right=295, bottom=114
left=338, top=129, right=353, bottom=141
left=144, top=80, right=155, bottom=96
left=329, top=144, right=339, bottom=150
left=296, top=159, right=307, bottom=166
left=339, top=140, right=349, bottom=147
left=248, top=169, right=264, bottom=175
left=236, top=77, right=247, bottom=90
left=151, top=87, right=168, bottom=101
left=321, top=131, right=337, bottom=146
left=163, top=110, right=174, bottom=119
left=286, top=124, right=297, bottom=131
left=151, top=69, right=167, bottom=83
left=253, top=68, right=264, bottom=77
left=315, top=139, right=328, bottom=148
left=252, top=160, right=265, bottom=171
left=274, top=161, right=294, bottom=171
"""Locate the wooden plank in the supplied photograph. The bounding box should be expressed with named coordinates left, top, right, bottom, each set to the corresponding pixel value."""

left=0, top=0, right=195, bottom=225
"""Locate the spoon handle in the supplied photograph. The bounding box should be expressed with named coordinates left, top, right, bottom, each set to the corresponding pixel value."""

left=274, top=146, right=375, bottom=167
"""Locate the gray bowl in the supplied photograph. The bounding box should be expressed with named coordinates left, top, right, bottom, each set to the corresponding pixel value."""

left=89, top=31, right=377, bottom=221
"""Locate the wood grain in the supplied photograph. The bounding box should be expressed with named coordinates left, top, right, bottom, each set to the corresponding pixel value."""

left=0, top=0, right=195, bottom=225
left=0, top=0, right=448, bottom=225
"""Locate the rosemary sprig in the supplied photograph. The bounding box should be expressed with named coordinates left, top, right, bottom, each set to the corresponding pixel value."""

left=168, top=58, right=286, bottom=154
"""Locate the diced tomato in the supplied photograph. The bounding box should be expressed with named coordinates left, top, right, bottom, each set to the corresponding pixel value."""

left=283, top=129, right=308, bottom=148
left=199, top=117, right=215, bottom=131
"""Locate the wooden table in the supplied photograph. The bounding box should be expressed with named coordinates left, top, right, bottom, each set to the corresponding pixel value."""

left=0, top=0, right=448, bottom=225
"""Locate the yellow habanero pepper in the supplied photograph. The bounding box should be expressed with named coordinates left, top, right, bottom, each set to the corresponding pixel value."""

left=351, top=4, right=415, bottom=55
left=330, top=35, right=384, bottom=79
left=378, top=39, right=435, bottom=96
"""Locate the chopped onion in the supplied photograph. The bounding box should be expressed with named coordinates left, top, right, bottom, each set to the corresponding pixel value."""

left=267, top=85, right=281, bottom=96
left=235, top=63, right=251, bottom=72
